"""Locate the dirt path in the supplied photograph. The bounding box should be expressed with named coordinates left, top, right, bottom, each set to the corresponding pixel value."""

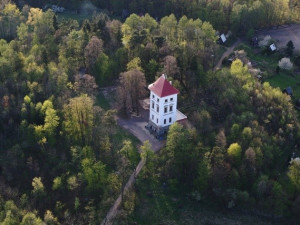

left=214, top=38, right=242, bottom=71
left=101, top=114, right=164, bottom=225
left=101, top=159, right=145, bottom=225
left=117, top=116, right=165, bottom=152
left=257, top=24, right=300, bottom=50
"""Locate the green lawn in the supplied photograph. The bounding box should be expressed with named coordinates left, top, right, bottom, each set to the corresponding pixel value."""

left=266, top=72, right=300, bottom=100
left=112, top=126, right=140, bottom=149
left=236, top=43, right=300, bottom=100
left=95, top=92, right=111, bottom=111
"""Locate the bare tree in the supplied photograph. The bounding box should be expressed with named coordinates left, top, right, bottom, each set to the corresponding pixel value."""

left=84, top=36, right=103, bottom=71
left=117, top=69, right=146, bottom=116
left=117, top=74, right=130, bottom=116
left=162, top=55, right=179, bottom=79
left=106, top=19, right=122, bottom=49
left=74, top=74, right=98, bottom=98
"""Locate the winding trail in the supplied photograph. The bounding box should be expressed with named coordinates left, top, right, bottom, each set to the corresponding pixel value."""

left=214, top=38, right=242, bottom=71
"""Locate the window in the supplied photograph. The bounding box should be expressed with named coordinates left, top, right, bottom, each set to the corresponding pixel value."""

left=152, top=95, right=154, bottom=99
left=156, top=118, right=158, bottom=123
left=156, top=105, right=159, bottom=112
left=165, top=99, right=168, bottom=103
left=157, top=98, right=159, bottom=102
left=152, top=101, right=154, bottom=109
left=170, top=97, right=173, bottom=101
left=152, top=115, right=154, bottom=120
left=169, top=105, right=173, bottom=112
left=164, top=119, right=166, bottom=124
left=169, top=117, right=172, bottom=123
left=164, top=106, right=168, bottom=113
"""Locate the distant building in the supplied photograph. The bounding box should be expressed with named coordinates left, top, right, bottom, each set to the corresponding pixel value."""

left=220, top=34, right=227, bottom=43
left=270, top=43, right=277, bottom=51
left=146, top=74, right=187, bottom=138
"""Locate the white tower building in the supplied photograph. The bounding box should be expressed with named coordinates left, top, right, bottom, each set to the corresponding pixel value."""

left=147, top=74, right=186, bottom=137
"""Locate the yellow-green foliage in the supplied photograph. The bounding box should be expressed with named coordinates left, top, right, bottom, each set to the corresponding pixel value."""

left=227, top=143, right=242, bottom=166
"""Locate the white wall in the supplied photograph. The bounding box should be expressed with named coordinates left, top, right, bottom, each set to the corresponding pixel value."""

left=149, top=91, right=177, bottom=127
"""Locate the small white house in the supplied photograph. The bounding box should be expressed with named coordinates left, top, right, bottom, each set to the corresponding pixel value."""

left=220, top=34, right=227, bottom=43
left=147, top=74, right=187, bottom=137
left=270, top=43, right=277, bottom=51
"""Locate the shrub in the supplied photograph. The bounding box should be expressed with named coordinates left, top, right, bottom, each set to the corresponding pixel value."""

left=278, top=57, right=293, bottom=70
left=286, top=40, right=294, bottom=56
left=258, top=35, right=271, bottom=47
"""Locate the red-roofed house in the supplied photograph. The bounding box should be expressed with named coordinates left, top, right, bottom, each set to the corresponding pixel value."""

left=147, top=74, right=187, bottom=138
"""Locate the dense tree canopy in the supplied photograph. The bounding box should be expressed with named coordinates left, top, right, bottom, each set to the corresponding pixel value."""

left=0, top=1, right=299, bottom=224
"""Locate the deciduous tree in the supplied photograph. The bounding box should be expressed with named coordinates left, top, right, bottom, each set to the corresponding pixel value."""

left=63, top=95, right=94, bottom=146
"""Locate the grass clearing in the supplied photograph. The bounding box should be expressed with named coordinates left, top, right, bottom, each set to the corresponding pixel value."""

left=237, top=43, right=300, bottom=100
left=95, top=88, right=141, bottom=163
left=266, top=72, right=300, bottom=100
left=95, top=92, right=111, bottom=111
left=112, top=126, right=140, bottom=149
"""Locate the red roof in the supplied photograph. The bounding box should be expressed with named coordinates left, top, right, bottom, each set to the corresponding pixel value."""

left=148, top=75, right=179, bottom=97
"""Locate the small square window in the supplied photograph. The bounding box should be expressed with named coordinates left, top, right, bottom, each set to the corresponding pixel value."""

left=165, top=99, right=168, bottom=103
left=169, top=117, right=172, bottom=123
left=164, top=119, right=166, bottom=124
left=170, top=98, right=173, bottom=101
left=152, top=95, right=154, bottom=99
left=157, top=98, right=159, bottom=102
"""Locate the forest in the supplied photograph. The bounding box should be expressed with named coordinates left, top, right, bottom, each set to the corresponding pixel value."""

left=0, top=0, right=300, bottom=224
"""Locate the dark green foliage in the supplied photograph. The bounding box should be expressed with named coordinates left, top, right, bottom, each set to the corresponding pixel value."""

left=141, top=59, right=300, bottom=222
left=1, top=1, right=300, bottom=224
left=286, top=40, right=295, bottom=56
